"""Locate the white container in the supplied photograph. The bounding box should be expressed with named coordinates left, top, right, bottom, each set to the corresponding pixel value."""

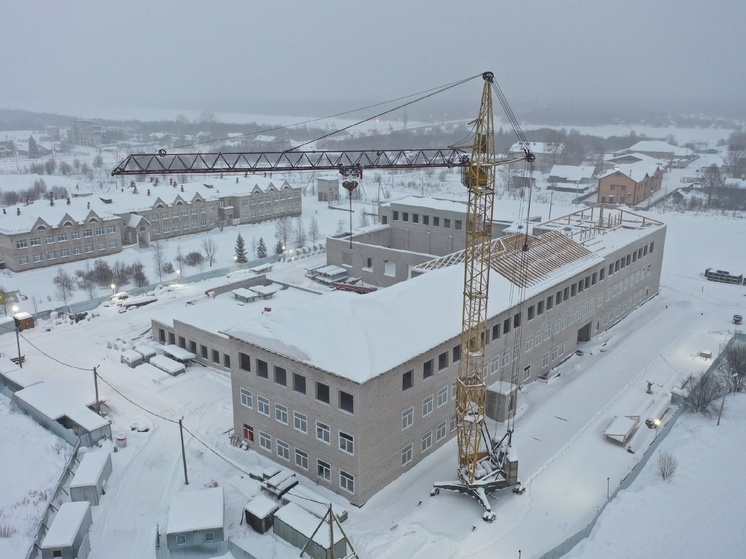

left=115, top=432, right=127, bottom=448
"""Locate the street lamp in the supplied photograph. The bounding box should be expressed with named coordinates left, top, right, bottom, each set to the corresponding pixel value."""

left=176, top=270, right=180, bottom=282
left=11, top=305, right=22, bottom=369
left=110, top=283, right=116, bottom=294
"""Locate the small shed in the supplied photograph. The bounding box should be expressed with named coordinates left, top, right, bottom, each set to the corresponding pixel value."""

left=161, top=344, right=196, bottom=364
left=166, top=486, right=225, bottom=549
left=150, top=355, right=186, bottom=376
left=40, top=501, right=92, bottom=559
left=232, top=287, right=259, bottom=303
left=70, top=449, right=113, bottom=506
left=120, top=349, right=143, bottom=368
left=244, top=493, right=280, bottom=534
left=273, top=502, right=346, bottom=559
left=282, top=485, right=348, bottom=523
left=13, top=311, right=34, bottom=330
left=603, top=415, right=640, bottom=445
left=250, top=283, right=281, bottom=299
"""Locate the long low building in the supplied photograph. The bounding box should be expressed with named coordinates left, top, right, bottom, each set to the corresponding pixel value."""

left=151, top=205, right=665, bottom=507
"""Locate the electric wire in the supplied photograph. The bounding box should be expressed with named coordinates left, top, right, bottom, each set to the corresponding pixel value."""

left=170, top=73, right=483, bottom=152
left=18, top=331, right=92, bottom=371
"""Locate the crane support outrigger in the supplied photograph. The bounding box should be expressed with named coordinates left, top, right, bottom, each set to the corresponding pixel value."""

left=111, top=71, right=533, bottom=522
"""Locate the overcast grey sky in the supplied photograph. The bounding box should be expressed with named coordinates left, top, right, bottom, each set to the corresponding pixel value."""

left=2, top=0, right=744, bottom=120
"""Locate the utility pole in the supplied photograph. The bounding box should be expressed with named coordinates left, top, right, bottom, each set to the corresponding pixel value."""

left=93, top=366, right=100, bottom=414
left=179, top=418, right=189, bottom=485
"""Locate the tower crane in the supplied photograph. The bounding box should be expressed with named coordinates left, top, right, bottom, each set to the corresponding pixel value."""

left=111, top=72, right=533, bottom=520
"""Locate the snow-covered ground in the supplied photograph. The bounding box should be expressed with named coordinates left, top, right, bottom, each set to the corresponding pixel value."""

left=0, top=130, right=744, bottom=558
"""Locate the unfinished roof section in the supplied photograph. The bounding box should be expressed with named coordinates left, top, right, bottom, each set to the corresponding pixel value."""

left=415, top=205, right=663, bottom=286
left=413, top=230, right=599, bottom=289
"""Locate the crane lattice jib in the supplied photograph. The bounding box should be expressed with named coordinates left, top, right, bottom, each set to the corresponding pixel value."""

left=110, top=148, right=474, bottom=177
left=455, top=71, right=502, bottom=484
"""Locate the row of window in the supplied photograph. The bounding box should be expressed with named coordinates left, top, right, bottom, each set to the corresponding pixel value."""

left=243, top=191, right=300, bottom=205
left=239, top=352, right=355, bottom=414
left=239, top=388, right=355, bottom=453
left=389, top=210, right=462, bottom=230
left=152, top=218, right=216, bottom=236
left=18, top=241, right=118, bottom=265
left=15, top=227, right=117, bottom=249
left=241, top=203, right=301, bottom=219
left=150, top=205, right=213, bottom=221
left=401, top=417, right=457, bottom=466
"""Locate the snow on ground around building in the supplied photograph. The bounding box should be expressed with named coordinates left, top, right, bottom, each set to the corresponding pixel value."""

left=0, top=136, right=744, bottom=557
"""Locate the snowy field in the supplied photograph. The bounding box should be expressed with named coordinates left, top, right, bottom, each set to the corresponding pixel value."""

left=0, top=131, right=744, bottom=558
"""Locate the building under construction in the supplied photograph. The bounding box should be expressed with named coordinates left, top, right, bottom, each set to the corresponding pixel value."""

left=151, top=203, right=665, bottom=506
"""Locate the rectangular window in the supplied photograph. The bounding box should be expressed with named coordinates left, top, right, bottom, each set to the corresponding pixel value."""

left=393, top=210, right=399, bottom=220
left=451, top=380, right=456, bottom=400
left=437, top=386, right=448, bottom=407
left=317, top=460, right=331, bottom=481
left=257, top=396, right=270, bottom=416
left=402, top=212, right=409, bottom=222
left=436, top=420, right=447, bottom=442
left=205, top=532, right=215, bottom=543
left=525, top=337, right=533, bottom=352
left=339, top=432, right=354, bottom=455
left=492, top=323, right=501, bottom=340
left=277, top=440, right=290, bottom=461
left=274, top=366, right=287, bottom=386
left=421, top=431, right=432, bottom=452
left=423, top=359, right=434, bottom=379
left=176, top=534, right=187, bottom=546
left=452, top=344, right=461, bottom=362
left=514, top=312, right=521, bottom=329
left=260, top=431, right=271, bottom=450
left=503, top=318, right=511, bottom=334
left=412, top=213, right=419, bottom=223
left=293, top=373, right=306, bottom=394
left=402, top=407, right=414, bottom=430
left=212, top=349, right=220, bottom=363
left=257, top=359, right=268, bottom=378
left=444, top=218, right=450, bottom=228
left=527, top=305, right=535, bottom=320
left=438, top=351, right=448, bottom=370
left=402, top=443, right=413, bottom=466
left=239, top=352, right=251, bottom=371
left=455, top=219, right=462, bottom=230
left=423, top=215, right=429, bottom=225
left=293, top=411, right=307, bottom=433
left=242, top=424, right=254, bottom=441
left=524, top=365, right=531, bottom=382
left=295, top=449, right=309, bottom=470
left=542, top=353, right=550, bottom=367
left=340, top=471, right=354, bottom=493
left=316, top=382, right=330, bottom=404
left=422, top=395, right=433, bottom=417
left=240, top=388, right=252, bottom=408
left=433, top=216, right=440, bottom=226
left=223, top=354, right=230, bottom=368
left=275, top=404, right=288, bottom=424
left=339, top=391, right=354, bottom=413
left=316, top=421, right=330, bottom=443
left=402, top=370, right=413, bottom=390
left=502, top=351, right=510, bottom=367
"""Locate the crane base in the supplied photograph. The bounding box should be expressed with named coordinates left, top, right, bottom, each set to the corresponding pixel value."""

left=431, top=477, right=514, bottom=522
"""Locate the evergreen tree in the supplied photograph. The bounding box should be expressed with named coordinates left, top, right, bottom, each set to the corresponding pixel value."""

left=275, top=240, right=285, bottom=255
left=234, top=233, right=248, bottom=263
left=28, top=136, right=39, bottom=159
left=256, top=237, right=268, bottom=258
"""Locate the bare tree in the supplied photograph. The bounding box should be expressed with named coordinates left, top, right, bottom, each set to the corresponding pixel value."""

left=250, top=236, right=258, bottom=259
left=724, top=144, right=745, bottom=179
left=723, top=342, right=746, bottom=393
left=0, top=285, right=10, bottom=316
left=685, top=371, right=721, bottom=416
left=700, top=164, right=725, bottom=207
left=274, top=217, right=292, bottom=250
left=656, top=451, right=678, bottom=480
left=53, top=268, right=76, bottom=310
left=201, top=238, right=218, bottom=267
left=152, top=241, right=165, bottom=283
left=308, top=216, right=320, bottom=245
left=292, top=217, right=307, bottom=248
left=358, top=209, right=370, bottom=227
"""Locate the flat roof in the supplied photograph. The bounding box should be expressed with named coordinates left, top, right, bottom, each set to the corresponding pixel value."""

left=150, top=355, right=186, bottom=374
left=244, top=494, right=279, bottom=519
left=275, top=502, right=344, bottom=547
left=71, top=449, right=111, bottom=488
left=167, top=486, right=224, bottom=534
left=41, top=502, right=90, bottom=548
left=162, top=344, right=196, bottom=360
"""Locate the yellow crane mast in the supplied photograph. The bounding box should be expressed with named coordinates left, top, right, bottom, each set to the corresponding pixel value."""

left=432, top=71, right=533, bottom=522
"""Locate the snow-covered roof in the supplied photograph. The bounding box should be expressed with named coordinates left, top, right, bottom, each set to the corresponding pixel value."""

left=167, top=486, right=224, bottom=534
left=274, top=502, right=344, bottom=547
left=624, top=140, right=691, bottom=158
left=150, top=355, right=186, bottom=374
left=548, top=165, right=595, bottom=182
left=599, top=161, right=661, bottom=183
left=41, top=501, right=90, bottom=548
left=70, top=449, right=111, bottom=488
left=244, top=494, right=279, bottom=519
left=605, top=152, right=664, bottom=166
left=161, top=344, right=196, bottom=360
left=15, top=378, right=99, bottom=427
